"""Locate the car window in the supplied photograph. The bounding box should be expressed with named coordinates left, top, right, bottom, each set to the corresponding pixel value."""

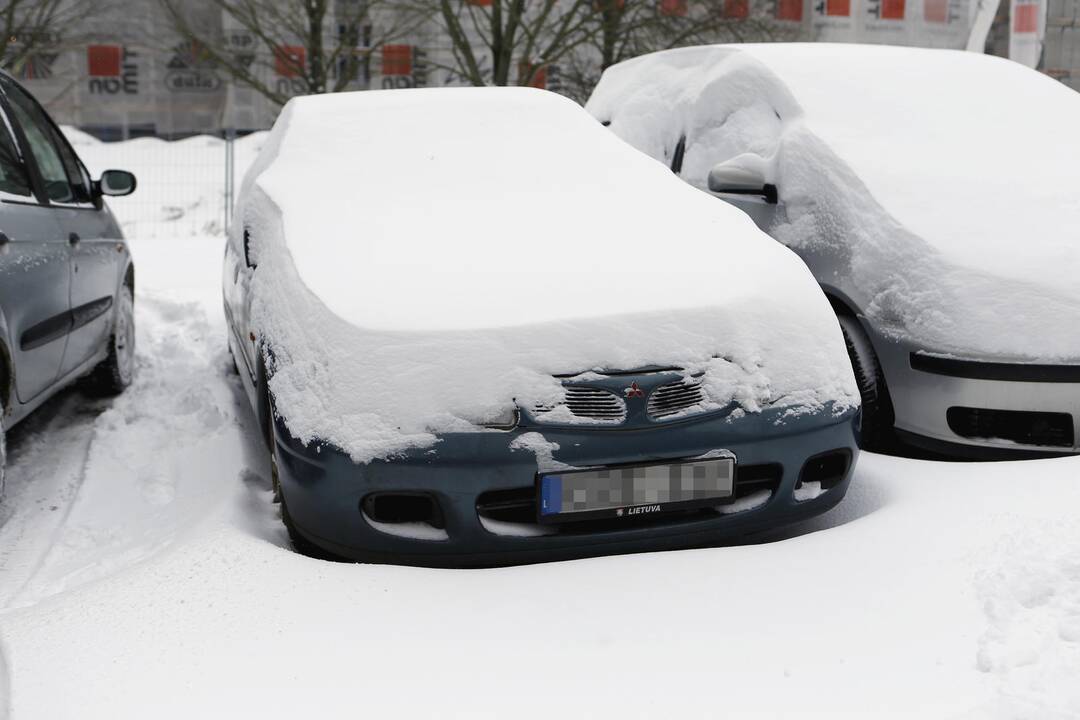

left=1, top=78, right=90, bottom=205
left=0, top=112, right=31, bottom=197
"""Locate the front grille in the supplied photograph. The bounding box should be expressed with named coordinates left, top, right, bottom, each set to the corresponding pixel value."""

left=534, top=386, right=626, bottom=423
left=946, top=406, right=1075, bottom=448
left=647, top=377, right=705, bottom=419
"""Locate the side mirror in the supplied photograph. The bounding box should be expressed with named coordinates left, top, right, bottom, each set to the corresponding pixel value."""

left=97, top=169, right=137, bottom=197
left=707, top=160, right=777, bottom=205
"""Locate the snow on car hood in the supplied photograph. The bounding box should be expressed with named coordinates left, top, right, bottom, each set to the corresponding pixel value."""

left=587, top=44, right=1080, bottom=362
left=237, top=88, right=857, bottom=462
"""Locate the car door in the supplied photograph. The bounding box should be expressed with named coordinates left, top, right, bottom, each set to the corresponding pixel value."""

left=0, top=100, right=71, bottom=404
left=0, top=76, right=121, bottom=378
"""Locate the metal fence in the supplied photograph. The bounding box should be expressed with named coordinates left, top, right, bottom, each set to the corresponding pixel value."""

left=68, top=129, right=265, bottom=239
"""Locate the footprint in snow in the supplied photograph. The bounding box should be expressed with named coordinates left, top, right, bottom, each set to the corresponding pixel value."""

left=139, top=471, right=176, bottom=506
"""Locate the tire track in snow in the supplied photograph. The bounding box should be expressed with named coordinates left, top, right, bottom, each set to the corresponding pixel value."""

left=0, top=631, right=11, bottom=720
left=0, top=393, right=104, bottom=720
left=0, top=396, right=102, bottom=610
left=0, top=295, right=238, bottom=609
left=0, top=291, right=249, bottom=715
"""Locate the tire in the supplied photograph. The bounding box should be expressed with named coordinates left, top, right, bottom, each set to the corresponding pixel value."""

left=837, top=313, right=895, bottom=452
left=227, top=344, right=240, bottom=376
left=84, top=285, right=135, bottom=396
left=266, top=398, right=282, bottom=505
left=262, top=380, right=342, bottom=561
left=274, top=435, right=342, bottom=561
left=279, top=493, right=339, bottom=560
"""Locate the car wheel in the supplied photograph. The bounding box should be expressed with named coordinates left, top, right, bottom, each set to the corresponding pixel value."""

left=266, top=400, right=282, bottom=504
left=262, top=384, right=342, bottom=561
left=275, top=451, right=341, bottom=561
left=227, top=341, right=240, bottom=376
left=837, top=314, right=895, bottom=452
left=85, top=285, right=135, bottom=395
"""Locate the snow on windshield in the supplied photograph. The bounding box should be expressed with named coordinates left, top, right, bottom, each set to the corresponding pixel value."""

left=587, top=44, right=1080, bottom=362
left=236, top=87, right=857, bottom=462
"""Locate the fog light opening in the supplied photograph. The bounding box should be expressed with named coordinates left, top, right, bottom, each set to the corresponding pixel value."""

left=796, top=449, right=851, bottom=501
left=361, top=493, right=445, bottom=530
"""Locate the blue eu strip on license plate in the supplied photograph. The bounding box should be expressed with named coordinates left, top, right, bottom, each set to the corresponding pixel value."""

left=537, top=456, right=735, bottom=523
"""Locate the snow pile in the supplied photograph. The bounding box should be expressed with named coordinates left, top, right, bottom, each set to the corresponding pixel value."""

left=237, top=87, right=858, bottom=462
left=587, top=44, right=1080, bottom=362
left=64, top=128, right=266, bottom=239
left=975, top=520, right=1080, bottom=713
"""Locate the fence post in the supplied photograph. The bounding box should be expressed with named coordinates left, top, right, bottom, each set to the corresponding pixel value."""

left=224, top=128, right=236, bottom=234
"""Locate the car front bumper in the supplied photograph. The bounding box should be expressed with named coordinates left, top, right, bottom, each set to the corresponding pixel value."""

left=272, top=406, right=859, bottom=567
left=870, top=328, right=1080, bottom=456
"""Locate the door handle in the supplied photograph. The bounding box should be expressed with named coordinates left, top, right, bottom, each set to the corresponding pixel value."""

left=68, top=232, right=81, bottom=245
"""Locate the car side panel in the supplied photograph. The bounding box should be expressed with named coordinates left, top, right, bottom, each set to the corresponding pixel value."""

left=224, top=230, right=256, bottom=385
left=0, top=202, right=71, bottom=402
left=55, top=204, right=126, bottom=376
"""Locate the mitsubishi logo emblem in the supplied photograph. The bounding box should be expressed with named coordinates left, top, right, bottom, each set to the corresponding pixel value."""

left=624, top=382, right=645, bottom=399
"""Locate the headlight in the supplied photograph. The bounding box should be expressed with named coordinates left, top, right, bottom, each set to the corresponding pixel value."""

left=478, top=407, right=519, bottom=430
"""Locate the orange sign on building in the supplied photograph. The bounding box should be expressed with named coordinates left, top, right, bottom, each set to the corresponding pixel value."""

left=881, top=0, right=905, bottom=19
left=88, top=45, right=122, bottom=77
left=382, top=45, right=413, bottom=76
left=274, top=46, right=306, bottom=78
left=827, top=0, right=851, bottom=15
left=777, top=0, right=804, bottom=20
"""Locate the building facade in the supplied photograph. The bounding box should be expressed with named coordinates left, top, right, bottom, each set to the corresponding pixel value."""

left=5, top=0, right=1071, bottom=140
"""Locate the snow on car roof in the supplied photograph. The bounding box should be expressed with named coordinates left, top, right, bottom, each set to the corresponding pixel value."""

left=248, top=87, right=814, bottom=332
left=238, top=87, right=857, bottom=461
left=588, top=44, right=1080, bottom=362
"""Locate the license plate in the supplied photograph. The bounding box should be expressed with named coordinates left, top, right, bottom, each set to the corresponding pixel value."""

left=537, top=456, right=736, bottom=524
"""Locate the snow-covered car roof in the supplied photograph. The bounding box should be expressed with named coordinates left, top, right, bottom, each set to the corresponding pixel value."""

left=237, top=87, right=856, bottom=461
left=587, top=44, right=1080, bottom=362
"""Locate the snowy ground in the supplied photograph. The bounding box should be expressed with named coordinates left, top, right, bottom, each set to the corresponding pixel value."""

left=0, top=125, right=1078, bottom=717
left=0, top=233, right=1076, bottom=719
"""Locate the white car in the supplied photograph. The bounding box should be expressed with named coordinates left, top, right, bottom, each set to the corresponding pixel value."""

left=588, top=43, right=1080, bottom=457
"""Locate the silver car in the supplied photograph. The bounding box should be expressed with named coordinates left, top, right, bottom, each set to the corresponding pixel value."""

left=0, top=71, right=137, bottom=495
left=588, top=44, right=1080, bottom=457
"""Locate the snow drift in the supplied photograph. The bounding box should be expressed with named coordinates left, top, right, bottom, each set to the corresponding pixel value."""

left=234, top=87, right=857, bottom=462
left=587, top=44, right=1080, bottom=362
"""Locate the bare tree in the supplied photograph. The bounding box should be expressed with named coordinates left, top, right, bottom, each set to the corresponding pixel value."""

left=158, top=0, right=430, bottom=106
left=408, top=0, right=599, bottom=88
left=560, top=0, right=803, bottom=101
left=405, top=0, right=802, bottom=99
left=0, top=0, right=111, bottom=76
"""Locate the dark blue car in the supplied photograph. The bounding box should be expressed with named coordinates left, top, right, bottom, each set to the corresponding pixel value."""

left=224, top=87, right=860, bottom=567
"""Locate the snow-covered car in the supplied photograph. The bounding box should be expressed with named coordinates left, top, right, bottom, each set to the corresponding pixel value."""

left=224, top=87, right=860, bottom=567
left=0, top=71, right=137, bottom=497
left=587, top=44, right=1080, bottom=458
